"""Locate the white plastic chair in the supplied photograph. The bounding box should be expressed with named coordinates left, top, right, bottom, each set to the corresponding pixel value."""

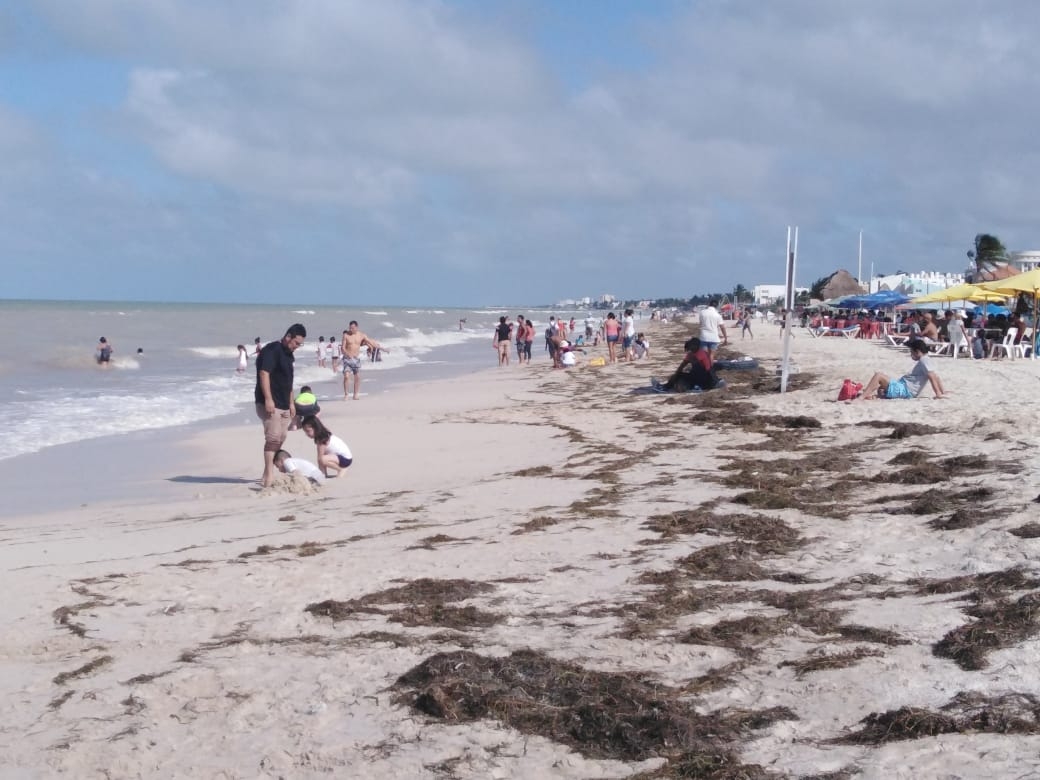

left=948, top=328, right=970, bottom=359
left=990, top=327, right=1020, bottom=360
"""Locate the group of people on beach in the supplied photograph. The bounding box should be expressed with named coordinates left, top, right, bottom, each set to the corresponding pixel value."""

left=492, top=311, right=650, bottom=369
left=253, top=323, right=357, bottom=488
left=239, top=320, right=384, bottom=401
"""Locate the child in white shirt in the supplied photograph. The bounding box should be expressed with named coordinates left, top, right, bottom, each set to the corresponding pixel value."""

left=273, top=449, right=325, bottom=483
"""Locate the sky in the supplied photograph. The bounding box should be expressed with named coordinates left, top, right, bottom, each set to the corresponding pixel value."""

left=3, top=1, right=1040, bottom=306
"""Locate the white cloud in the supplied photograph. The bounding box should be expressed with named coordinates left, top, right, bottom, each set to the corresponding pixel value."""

left=14, top=0, right=1040, bottom=302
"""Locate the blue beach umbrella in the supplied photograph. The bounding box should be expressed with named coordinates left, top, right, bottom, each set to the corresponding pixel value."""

left=977, top=302, right=1010, bottom=317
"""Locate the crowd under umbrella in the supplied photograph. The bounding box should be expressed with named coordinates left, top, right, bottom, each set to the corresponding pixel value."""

left=977, top=268, right=1040, bottom=358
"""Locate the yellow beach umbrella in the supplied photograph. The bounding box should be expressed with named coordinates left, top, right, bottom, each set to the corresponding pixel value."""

left=910, top=283, right=1008, bottom=305
left=977, top=267, right=1040, bottom=296
left=978, top=270, right=1040, bottom=358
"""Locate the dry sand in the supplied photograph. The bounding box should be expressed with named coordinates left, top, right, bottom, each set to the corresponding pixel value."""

left=4, top=320, right=1040, bottom=778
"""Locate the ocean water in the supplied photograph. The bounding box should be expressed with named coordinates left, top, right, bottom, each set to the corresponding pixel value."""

left=0, top=300, right=584, bottom=462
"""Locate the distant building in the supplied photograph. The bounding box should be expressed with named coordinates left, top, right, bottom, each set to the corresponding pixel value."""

left=870, top=271, right=963, bottom=296
left=1011, top=251, right=1040, bottom=272
left=600, top=294, right=616, bottom=304
left=752, top=284, right=809, bottom=306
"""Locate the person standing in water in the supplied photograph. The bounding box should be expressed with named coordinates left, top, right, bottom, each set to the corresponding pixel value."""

left=95, top=337, right=113, bottom=365
left=236, top=344, right=248, bottom=373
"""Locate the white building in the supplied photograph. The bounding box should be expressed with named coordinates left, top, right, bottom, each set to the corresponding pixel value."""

left=1011, top=251, right=1040, bottom=272
left=752, top=284, right=808, bottom=306
left=870, top=271, right=964, bottom=297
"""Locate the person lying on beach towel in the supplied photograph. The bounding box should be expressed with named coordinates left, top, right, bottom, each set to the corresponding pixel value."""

left=652, top=337, right=724, bottom=393
left=851, top=338, right=946, bottom=401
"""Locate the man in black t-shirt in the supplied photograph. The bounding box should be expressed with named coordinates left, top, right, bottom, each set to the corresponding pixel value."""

left=255, top=323, right=307, bottom=487
left=493, top=316, right=512, bottom=366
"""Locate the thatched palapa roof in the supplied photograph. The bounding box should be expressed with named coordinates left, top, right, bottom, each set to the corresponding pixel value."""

left=821, top=269, right=865, bottom=299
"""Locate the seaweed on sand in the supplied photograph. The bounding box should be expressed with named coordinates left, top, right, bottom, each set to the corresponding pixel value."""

left=679, top=615, right=791, bottom=656
left=906, top=486, right=994, bottom=515
left=856, top=421, right=940, bottom=438
left=642, top=510, right=804, bottom=551
left=512, top=516, right=560, bottom=535
left=384, top=603, right=501, bottom=630
left=53, top=655, right=113, bottom=686
left=394, top=649, right=796, bottom=767
left=778, top=647, right=884, bottom=678
left=934, top=591, right=1040, bottom=670
left=875, top=462, right=949, bottom=485
left=678, top=541, right=813, bottom=584
left=305, top=578, right=497, bottom=629
left=835, top=691, right=1040, bottom=744
left=928, top=506, right=1003, bottom=531
left=1010, top=522, right=1040, bottom=539
left=909, top=566, right=1040, bottom=598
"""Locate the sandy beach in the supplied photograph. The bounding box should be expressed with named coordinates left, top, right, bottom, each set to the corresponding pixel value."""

left=5, top=321, right=1040, bottom=778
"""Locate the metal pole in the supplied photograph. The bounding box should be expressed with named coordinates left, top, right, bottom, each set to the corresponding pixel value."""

left=780, top=227, right=797, bottom=393
left=857, top=230, right=863, bottom=287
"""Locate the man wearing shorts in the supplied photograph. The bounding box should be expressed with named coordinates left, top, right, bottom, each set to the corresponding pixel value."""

left=698, top=299, right=728, bottom=359
left=493, top=316, right=512, bottom=366
left=255, top=323, right=307, bottom=487
left=341, top=320, right=381, bottom=400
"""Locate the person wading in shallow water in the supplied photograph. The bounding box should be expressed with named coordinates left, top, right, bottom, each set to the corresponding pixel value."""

left=255, top=323, right=306, bottom=487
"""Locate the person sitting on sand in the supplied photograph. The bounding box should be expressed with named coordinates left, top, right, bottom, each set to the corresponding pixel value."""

left=852, top=338, right=946, bottom=401
left=299, top=415, right=353, bottom=477
left=273, top=449, right=325, bottom=483
left=654, top=337, right=720, bottom=393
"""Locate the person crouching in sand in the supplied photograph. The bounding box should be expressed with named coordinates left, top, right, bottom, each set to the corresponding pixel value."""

left=273, top=449, right=325, bottom=484
left=299, top=415, right=353, bottom=477
left=852, top=338, right=946, bottom=401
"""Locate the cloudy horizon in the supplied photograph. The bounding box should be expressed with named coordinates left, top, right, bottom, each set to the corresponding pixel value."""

left=2, top=1, right=1038, bottom=305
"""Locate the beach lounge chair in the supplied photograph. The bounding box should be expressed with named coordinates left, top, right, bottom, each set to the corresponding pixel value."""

left=883, top=333, right=909, bottom=348
left=920, top=338, right=950, bottom=356
left=838, top=325, right=860, bottom=339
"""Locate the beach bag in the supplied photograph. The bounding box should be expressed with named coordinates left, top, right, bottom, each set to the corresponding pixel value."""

left=837, top=378, right=862, bottom=401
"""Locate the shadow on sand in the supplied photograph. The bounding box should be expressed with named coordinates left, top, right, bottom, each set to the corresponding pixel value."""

left=168, top=475, right=255, bottom=485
